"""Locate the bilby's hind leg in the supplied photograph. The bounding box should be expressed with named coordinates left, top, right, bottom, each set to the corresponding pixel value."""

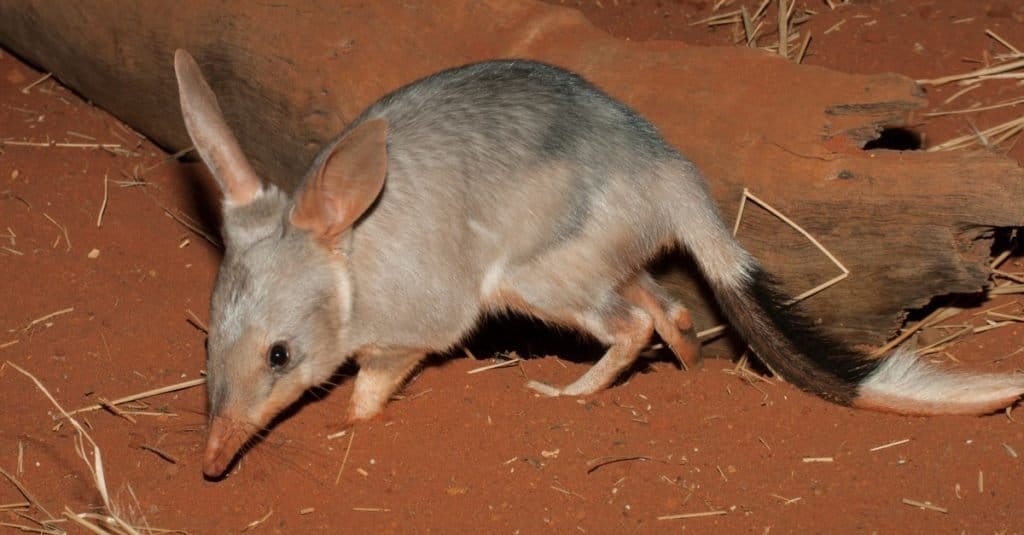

left=348, top=349, right=426, bottom=421
left=485, top=246, right=659, bottom=397
left=620, top=272, right=702, bottom=370
left=526, top=298, right=655, bottom=397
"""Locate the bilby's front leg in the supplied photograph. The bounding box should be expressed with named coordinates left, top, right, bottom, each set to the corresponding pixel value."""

left=349, top=348, right=426, bottom=421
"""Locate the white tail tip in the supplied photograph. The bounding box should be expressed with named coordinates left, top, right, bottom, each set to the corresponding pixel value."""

left=855, top=348, right=1024, bottom=416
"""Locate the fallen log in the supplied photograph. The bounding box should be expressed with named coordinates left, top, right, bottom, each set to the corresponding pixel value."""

left=2, top=1, right=1020, bottom=354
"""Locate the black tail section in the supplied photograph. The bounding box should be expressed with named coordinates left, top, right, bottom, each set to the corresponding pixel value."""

left=713, top=266, right=880, bottom=405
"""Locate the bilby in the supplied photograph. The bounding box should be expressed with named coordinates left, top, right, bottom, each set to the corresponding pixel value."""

left=172, top=49, right=1024, bottom=478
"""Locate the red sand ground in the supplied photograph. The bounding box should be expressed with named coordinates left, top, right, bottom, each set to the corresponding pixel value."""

left=2, top=1, right=1023, bottom=532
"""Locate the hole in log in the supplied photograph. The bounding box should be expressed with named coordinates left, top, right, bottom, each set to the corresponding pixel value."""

left=863, top=127, right=922, bottom=151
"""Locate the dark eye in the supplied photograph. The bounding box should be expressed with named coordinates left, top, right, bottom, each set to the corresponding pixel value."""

left=268, top=342, right=290, bottom=370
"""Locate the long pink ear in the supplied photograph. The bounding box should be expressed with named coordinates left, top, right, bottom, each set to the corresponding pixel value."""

left=174, top=49, right=261, bottom=207
left=290, top=119, right=388, bottom=243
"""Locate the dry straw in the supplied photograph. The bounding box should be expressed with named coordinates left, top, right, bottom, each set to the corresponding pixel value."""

left=697, top=0, right=812, bottom=62
left=901, top=498, right=948, bottom=514
left=921, top=30, right=1024, bottom=152
left=6, top=361, right=149, bottom=534
left=699, top=188, right=849, bottom=345
left=64, top=377, right=205, bottom=418
left=241, top=510, right=273, bottom=532
left=334, top=429, right=356, bottom=485
left=2, top=140, right=124, bottom=150
left=466, top=357, right=523, bottom=374
left=20, top=72, right=53, bottom=94
left=97, top=175, right=110, bottom=228
left=42, top=213, right=70, bottom=252
left=657, top=510, right=728, bottom=520
left=163, top=208, right=220, bottom=248
left=869, top=438, right=910, bottom=452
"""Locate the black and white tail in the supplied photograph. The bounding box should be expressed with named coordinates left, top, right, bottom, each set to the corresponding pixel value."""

left=675, top=179, right=1024, bottom=416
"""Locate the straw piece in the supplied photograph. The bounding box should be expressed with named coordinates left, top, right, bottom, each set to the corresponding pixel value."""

left=924, top=97, right=1024, bottom=117
left=986, top=29, right=1022, bottom=55
left=740, top=6, right=753, bottom=45
left=467, top=358, right=523, bottom=374
left=918, top=325, right=972, bottom=353
left=777, top=0, right=789, bottom=59
left=96, top=175, right=109, bottom=228
left=741, top=189, right=850, bottom=304
left=824, top=19, right=845, bottom=34
left=751, top=0, right=771, bottom=20
left=771, top=493, right=803, bottom=505
left=696, top=325, right=727, bottom=341
left=869, top=438, right=910, bottom=452
left=989, top=284, right=1024, bottom=295
left=796, top=32, right=812, bottom=64
left=163, top=208, right=221, bottom=248
left=24, top=307, right=74, bottom=331
left=20, top=72, right=53, bottom=94
left=185, top=309, right=209, bottom=334
left=902, top=498, right=947, bottom=513
left=658, top=510, right=728, bottom=520
left=992, top=270, right=1024, bottom=284
left=139, top=444, right=178, bottom=464
left=972, top=320, right=1013, bottom=334
left=689, top=9, right=742, bottom=26
left=64, top=377, right=206, bottom=417
left=0, top=468, right=55, bottom=521
left=703, top=188, right=851, bottom=350
left=335, top=429, right=356, bottom=485
left=41, top=213, right=70, bottom=252
left=918, top=58, right=1024, bottom=86
left=2, top=140, right=123, bottom=150
left=241, top=510, right=273, bottom=532
left=62, top=510, right=109, bottom=535
left=6, top=362, right=143, bottom=534
left=927, top=116, right=1024, bottom=152
left=942, top=83, right=980, bottom=105
left=550, top=484, right=585, bottom=500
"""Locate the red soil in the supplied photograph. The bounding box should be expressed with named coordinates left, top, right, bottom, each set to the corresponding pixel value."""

left=2, top=1, right=1023, bottom=532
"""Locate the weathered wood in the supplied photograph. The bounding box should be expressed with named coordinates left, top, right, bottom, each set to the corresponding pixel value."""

left=2, top=1, right=1020, bottom=353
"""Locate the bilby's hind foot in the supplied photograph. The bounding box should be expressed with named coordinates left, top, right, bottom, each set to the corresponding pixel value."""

left=525, top=306, right=654, bottom=397
left=666, top=304, right=702, bottom=369
left=526, top=380, right=564, bottom=397
left=620, top=272, right=702, bottom=370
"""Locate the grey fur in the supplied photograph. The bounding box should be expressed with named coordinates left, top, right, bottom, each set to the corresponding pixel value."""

left=335, top=60, right=747, bottom=345
left=186, top=57, right=753, bottom=426
left=183, top=57, right=754, bottom=431
left=206, top=186, right=346, bottom=421
left=175, top=52, right=1022, bottom=478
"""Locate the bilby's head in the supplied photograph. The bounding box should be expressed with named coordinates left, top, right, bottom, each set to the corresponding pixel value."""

left=173, top=50, right=388, bottom=478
